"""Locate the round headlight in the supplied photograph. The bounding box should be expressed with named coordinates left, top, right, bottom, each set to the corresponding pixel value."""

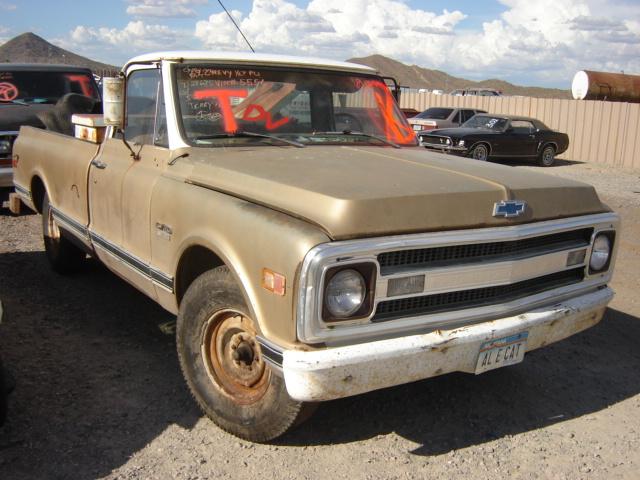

left=589, top=234, right=611, bottom=271
left=325, top=269, right=366, bottom=318
left=458, top=140, right=465, bottom=147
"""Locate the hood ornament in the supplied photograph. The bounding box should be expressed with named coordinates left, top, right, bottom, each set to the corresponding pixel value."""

left=493, top=200, right=526, bottom=218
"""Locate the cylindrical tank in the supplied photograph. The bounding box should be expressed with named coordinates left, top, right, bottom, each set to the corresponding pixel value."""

left=102, top=77, right=125, bottom=126
left=572, top=70, right=640, bottom=102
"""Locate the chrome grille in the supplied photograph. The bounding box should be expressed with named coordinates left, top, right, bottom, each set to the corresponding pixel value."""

left=378, top=228, right=592, bottom=274
left=420, top=135, right=450, bottom=145
left=373, top=268, right=585, bottom=322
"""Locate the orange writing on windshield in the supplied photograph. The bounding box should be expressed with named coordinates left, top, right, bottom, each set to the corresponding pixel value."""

left=193, top=88, right=290, bottom=132
left=193, top=89, right=248, bottom=132
left=368, top=80, right=415, bottom=144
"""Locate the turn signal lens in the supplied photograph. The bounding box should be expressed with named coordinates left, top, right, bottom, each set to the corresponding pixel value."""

left=262, top=268, right=286, bottom=296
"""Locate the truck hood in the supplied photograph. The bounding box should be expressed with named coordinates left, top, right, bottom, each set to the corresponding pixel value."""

left=184, top=145, right=607, bottom=240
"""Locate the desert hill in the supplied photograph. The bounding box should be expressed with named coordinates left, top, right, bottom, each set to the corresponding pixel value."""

left=0, top=32, right=119, bottom=74
left=348, top=54, right=570, bottom=99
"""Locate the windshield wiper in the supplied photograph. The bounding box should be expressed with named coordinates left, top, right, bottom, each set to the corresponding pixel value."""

left=312, top=131, right=400, bottom=148
left=193, top=131, right=305, bottom=148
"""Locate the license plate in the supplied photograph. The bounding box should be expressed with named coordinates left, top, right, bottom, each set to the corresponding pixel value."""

left=475, top=331, right=528, bottom=374
left=412, top=124, right=422, bottom=131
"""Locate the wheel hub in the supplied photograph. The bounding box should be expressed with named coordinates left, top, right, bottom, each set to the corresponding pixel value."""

left=201, top=311, right=269, bottom=404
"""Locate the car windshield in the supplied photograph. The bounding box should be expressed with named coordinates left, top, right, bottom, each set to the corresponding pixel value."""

left=462, top=115, right=508, bottom=131
left=415, top=108, right=453, bottom=120
left=0, top=70, right=100, bottom=104
left=174, top=64, right=417, bottom=147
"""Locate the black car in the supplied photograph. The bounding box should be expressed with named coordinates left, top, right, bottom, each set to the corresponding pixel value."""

left=1, top=64, right=101, bottom=189
left=418, top=114, right=569, bottom=166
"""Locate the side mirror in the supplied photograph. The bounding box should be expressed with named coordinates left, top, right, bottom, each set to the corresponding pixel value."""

left=102, top=77, right=125, bottom=128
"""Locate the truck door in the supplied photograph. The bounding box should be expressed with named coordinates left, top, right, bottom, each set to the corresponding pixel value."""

left=88, top=67, right=167, bottom=299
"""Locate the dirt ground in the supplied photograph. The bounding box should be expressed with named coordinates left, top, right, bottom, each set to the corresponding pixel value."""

left=0, top=160, right=639, bottom=480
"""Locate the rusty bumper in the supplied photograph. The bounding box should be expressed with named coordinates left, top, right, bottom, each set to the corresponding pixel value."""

left=282, top=287, right=613, bottom=402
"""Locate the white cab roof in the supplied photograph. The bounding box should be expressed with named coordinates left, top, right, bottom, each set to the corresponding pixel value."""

left=125, top=51, right=377, bottom=75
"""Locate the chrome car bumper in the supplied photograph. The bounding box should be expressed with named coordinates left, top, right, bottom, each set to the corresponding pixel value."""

left=282, top=287, right=612, bottom=401
left=419, top=142, right=467, bottom=153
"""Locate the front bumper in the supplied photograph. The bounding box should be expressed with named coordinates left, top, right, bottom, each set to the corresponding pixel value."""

left=282, top=287, right=613, bottom=401
left=419, top=141, right=468, bottom=154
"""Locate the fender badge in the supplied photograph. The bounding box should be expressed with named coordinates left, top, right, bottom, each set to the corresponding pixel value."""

left=493, top=200, right=526, bottom=218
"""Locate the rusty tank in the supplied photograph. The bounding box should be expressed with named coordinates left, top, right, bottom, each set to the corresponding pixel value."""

left=572, top=70, right=640, bottom=102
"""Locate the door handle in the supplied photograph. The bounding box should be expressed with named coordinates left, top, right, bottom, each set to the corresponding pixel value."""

left=91, top=159, right=107, bottom=169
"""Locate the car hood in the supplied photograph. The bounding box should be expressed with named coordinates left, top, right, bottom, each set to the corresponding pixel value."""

left=182, top=145, right=608, bottom=240
left=0, top=103, right=50, bottom=131
left=425, top=127, right=498, bottom=137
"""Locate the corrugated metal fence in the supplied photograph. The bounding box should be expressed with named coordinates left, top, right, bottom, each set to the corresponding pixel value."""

left=399, top=92, right=640, bottom=169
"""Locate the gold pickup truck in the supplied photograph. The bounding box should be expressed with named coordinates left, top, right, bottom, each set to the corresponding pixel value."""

left=13, top=52, right=619, bottom=441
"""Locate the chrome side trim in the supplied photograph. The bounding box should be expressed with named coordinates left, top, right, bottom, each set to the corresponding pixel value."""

left=257, top=335, right=283, bottom=370
left=90, top=232, right=174, bottom=292
left=51, top=207, right=90, bottom=240
left=297, top=212, right=619, bottom=344
left=13, top=182, right=31, bottom=199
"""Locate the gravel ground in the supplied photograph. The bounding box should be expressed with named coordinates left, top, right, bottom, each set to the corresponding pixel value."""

left=0, top=161, right=639, bottom=480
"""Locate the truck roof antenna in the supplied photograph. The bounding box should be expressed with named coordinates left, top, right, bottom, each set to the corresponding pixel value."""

left=217, top=0, right=255, bottom=53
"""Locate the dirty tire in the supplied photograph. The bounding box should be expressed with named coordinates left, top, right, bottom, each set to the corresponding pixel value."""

left=176, top=266, right=314, bottom=442
left=42, top=193, right=85, bottom=274
left=471, top=143, right=489, bottom=161
left=538, top=144, right=556, bottom=167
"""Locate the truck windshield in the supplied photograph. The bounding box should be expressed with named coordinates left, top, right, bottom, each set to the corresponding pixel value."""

left=0, top=70, right=100, bottom=104
left=174, top=64, right=417, bottom=147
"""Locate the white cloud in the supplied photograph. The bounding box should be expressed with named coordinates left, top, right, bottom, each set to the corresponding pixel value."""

left=55, top=21, right=194, bottom=66
left=126, top=0, right=207, bottom=18
left=0, top=2, right=16, bottom=11
left=58, top=0, right=640, bottom=87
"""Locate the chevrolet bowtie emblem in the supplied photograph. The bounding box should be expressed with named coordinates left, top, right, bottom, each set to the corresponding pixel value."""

left=493, top=200, right=526, bottom=218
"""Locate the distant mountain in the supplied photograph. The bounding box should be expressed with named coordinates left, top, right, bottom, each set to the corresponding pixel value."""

left=348, top=54, right=570, bottom=99
left=0, top=32, right=119, bottom=74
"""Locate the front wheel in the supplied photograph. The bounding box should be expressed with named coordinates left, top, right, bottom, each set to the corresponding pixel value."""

left=538, top=145, right=556, bottom=167
left=471, top=143, right=489, bottom=161
left=176, top=266, right=315, bottom=442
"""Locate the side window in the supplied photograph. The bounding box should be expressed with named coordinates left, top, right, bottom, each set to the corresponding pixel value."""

left=124, top=69, right=165, bottom=145
left=451, top=111, right=460, bottom=124
left=460, top=110, right=474, bottom=123
left=510, top=120, right=534, bottom=134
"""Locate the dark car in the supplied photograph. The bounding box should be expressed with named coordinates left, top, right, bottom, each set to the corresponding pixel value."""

left=0, top=64, right=101, bottom=189
left=418, top=114, right=569, bottom=166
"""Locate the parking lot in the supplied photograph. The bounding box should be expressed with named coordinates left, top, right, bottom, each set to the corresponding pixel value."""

left=0, top=160, right=639, bottom=480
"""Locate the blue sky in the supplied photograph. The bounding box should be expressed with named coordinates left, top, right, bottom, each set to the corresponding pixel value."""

left=1, top=1, right=638, bottom=88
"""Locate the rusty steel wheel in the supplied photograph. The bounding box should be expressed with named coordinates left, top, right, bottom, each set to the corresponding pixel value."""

left=201, top=310, right=270, bottom=405
left=177, top=266, right=316, bottom=442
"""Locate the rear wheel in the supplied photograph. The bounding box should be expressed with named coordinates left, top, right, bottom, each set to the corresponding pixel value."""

left=471, top=143, right=489, bottom=161
left=42, top=193, right=85, bottom=273
left=538, top=145, right=556, bottom=166
left=176, top=266, right=315, bottom=442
